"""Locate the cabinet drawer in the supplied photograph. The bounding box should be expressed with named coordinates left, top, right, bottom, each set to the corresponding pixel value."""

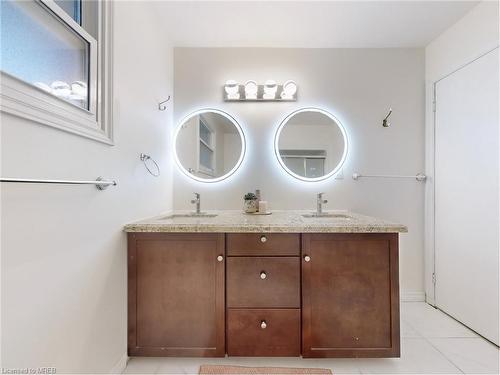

left=227, top=309, right=300, bottom=356
left=227, top=257, right=300, bottom=308
left=226, top=233, right=300, bottom=256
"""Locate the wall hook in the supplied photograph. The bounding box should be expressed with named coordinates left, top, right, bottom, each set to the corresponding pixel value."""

left=382, top=108, right=392, bottom=127
left=158, top=96, right=171, bottom=111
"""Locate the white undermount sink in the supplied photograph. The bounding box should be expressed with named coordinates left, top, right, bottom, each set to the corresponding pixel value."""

left=159, top=213, right=218, bottom=219
left=302, top=212, right=352, bottom=219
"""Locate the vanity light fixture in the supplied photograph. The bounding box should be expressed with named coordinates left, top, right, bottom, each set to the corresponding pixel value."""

left=244, top=80, right=258, bottom=99
left=281, top=80, right=297, bottom=100
left=224, top=80, right=240, bottom=100
left=263, top=80, right=278, bottom=99
left=223, top=80, right=298, bottom=102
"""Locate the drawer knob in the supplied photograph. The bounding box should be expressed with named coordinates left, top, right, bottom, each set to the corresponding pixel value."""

left=304, top=255, right=311, bottom=262
left=260, top=271, right=267, bottom=279
left=260, top=320, right=267, bottom=329
left=217, top=255, right=224, bottom=262
left=260, top=235, right=267, bottom=243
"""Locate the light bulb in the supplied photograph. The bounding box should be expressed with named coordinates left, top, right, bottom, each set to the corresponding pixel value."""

left=71, top=81, right=87, bottom=98
left=224, top=80, right=240, bottom=100
left=244, top=80, right=258, bottom=99
left=51, top=81, right=71, bottom=99
left=281, top=80, right=297, bottom=99
left=263, top=80, right=277, bottom=99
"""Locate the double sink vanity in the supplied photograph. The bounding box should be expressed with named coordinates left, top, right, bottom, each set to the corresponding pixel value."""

left=125, top=208, right=407, bottom=359
left=126, top=105, right=407, bottom=359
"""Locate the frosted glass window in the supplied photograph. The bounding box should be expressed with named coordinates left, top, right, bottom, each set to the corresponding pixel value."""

left=199, top=142, right=214, bottom=171
left=305, top=158, right=325, bottom=178
left=283, top=157, right=325, bottom=178
left=0, top=0, right=90, bottom=109
left=283, top=158, right=305, bottom=176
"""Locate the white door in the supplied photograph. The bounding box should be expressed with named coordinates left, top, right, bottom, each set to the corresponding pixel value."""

left=434, top=48, right=499, bottom=345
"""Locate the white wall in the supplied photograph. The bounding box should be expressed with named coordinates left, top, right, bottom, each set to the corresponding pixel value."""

left=424, top=0, right=499, bottom=304
left=173, top=48, right=426, bottom=298
left=0, top=2, right=173, bottom=372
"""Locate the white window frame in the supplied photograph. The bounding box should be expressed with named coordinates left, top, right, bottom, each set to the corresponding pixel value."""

left=0, top=0, right=114, bottom=144
left=197, top=116, right=216, bottom=176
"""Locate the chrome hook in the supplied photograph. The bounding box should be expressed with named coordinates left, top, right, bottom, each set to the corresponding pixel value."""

left=382, top=108, right=392, bottom=127
left=158, top=96, right=171, bottom=111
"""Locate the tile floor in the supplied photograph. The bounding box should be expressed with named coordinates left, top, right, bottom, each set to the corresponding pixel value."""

left=123, top=302, right=499, bottom=374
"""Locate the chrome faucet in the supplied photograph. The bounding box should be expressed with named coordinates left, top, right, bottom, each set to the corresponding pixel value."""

left=316, top=192, right=328, bottom=216
left=191, top=192, right=201, bottom=214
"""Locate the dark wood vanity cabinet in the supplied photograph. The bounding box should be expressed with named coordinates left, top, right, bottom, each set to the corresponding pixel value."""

left=302, top=233, right=400, bottom=358
left=128, top=232, right=400, bottom=358
left=127, top=233, right=225, bottom=357
left=226, top=233, right=302, bottom=356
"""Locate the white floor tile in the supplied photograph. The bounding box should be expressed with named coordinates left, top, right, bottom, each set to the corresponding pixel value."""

left=401, top=320, right=421, bottom=338
left=154, top=357, right=361, bottom=374
left=357, top=338, right=462, bottom=374
left=123, top=357, right=162, bottom=374
left=429, top=338, right=500, bottom=374
left=401, top=303, right=478, bottom=338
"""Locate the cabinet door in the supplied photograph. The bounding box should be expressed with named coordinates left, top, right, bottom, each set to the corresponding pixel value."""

left=128, top=233, right=225, bottom=356
left=302, top=233, right=399, bottom=358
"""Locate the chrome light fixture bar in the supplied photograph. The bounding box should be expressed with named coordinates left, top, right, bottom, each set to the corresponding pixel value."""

left=224, top=80, right=298, bottom=102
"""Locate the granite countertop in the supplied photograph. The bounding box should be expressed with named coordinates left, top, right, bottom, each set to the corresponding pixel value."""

left=124, top=210, right=407, bottom=233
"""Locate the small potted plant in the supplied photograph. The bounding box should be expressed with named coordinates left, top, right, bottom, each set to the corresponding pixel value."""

left=243, top=192, right=258, bottom=213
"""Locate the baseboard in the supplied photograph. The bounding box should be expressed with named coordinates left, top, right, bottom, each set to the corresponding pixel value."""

left=401, top=291, right=426, bottom=302
left=425, top=294, right=436, bottom=306
left=109, top=352, right=128, bottom=374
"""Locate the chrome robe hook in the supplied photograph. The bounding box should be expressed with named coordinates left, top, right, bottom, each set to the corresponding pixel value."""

left=383, top=108, right=392, bottom=127
left=158, top=96, right=171, bottom=111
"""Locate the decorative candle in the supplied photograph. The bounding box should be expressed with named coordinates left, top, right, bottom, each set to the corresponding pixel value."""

left=259, top=201, right=269, bottom=213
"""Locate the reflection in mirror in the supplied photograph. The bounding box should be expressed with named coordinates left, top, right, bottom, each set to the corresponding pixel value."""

left=175, top=109, right=245, bottom=182
left=275, top=108, right=347, bottom=181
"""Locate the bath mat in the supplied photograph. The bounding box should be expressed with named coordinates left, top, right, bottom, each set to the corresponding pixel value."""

left=199, top=364, right=332, bottom=375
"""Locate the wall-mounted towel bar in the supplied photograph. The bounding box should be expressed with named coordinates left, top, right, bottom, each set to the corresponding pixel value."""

left=352, top=172, right=426, bottom=182
left=0, top=177, right=117, bottom=190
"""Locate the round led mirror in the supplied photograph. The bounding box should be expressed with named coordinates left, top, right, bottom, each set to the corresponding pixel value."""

left=275, top=108, right=348, bottom=181
left=174, top=109, right=246, bottom=182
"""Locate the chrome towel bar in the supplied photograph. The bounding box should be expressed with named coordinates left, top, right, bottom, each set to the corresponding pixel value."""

left=0, top=176, right=117, bottom=190
left=352, top=172, right=426, bottom=182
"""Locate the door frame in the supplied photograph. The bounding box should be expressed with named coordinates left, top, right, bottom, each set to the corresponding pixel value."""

left=424, top=46, right=499, bottom=306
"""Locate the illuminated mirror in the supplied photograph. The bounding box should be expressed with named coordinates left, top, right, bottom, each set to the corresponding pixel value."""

left=174, top=109, right=245, bottom=182
left=275, top=108, right=348, bottom=181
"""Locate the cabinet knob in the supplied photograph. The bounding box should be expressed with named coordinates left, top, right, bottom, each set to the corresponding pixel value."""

left=260, top=235, right=267, bottom=243
left=260, top=271, right=267, bottom=279
left=260, top=320, right=267, bottom=329
left=304, top=255, right=311, bottom=262
left=217, top=255, right=224, bottom=262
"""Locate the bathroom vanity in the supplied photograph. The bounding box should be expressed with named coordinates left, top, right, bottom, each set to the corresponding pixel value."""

left=125, top=211, right=407, bottom=358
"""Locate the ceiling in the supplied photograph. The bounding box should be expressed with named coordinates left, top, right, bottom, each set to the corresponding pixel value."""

left=152, top=1, right=478, bottom=48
